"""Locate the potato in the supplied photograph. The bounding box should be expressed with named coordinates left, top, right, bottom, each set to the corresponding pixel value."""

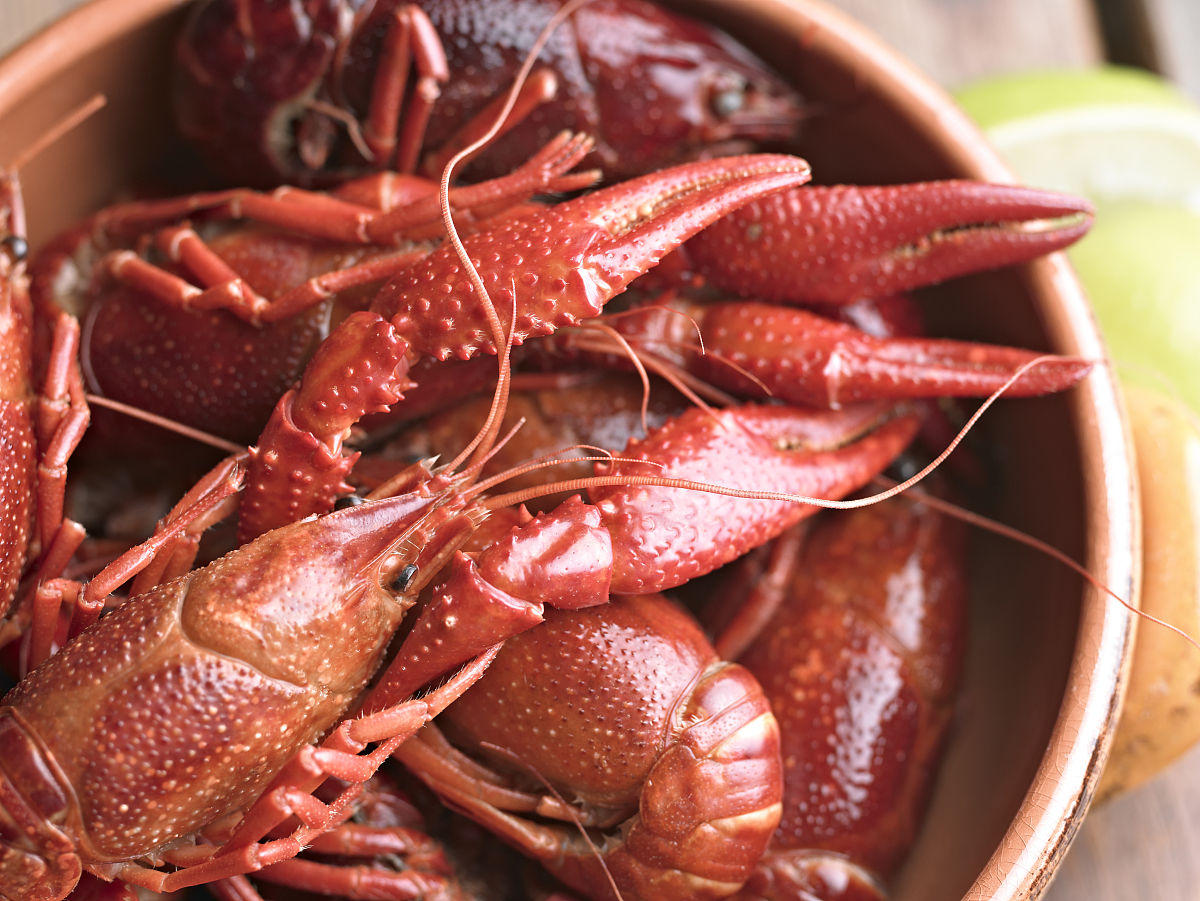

left=1098, top=383, right=1200, bottom=800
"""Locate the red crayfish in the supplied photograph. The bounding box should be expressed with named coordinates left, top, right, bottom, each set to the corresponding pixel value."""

left=720, top=487, right=969, bottom=901
left=0, top=0, right=1104, bottom=899
left=173, top=0, right=804, bottom=187
left=0, top=134, right=92, bottom=659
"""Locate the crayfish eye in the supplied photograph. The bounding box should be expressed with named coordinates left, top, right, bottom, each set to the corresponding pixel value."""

left=391, top=564, right=419, bottom=592
left=709, top=73, right=749, bottom=118
left=334, top=493, right=365, bottom=510
left=1, top=234, right=28, bottom=263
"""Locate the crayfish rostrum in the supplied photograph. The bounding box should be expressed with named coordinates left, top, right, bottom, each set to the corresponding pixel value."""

left=0, top=0, right=1106, bottom=899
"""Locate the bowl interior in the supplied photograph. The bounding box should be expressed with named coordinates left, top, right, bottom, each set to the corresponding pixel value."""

left=0, top=1, right=1136, bottom=899
left=680, top=3, right=1135, bottom=898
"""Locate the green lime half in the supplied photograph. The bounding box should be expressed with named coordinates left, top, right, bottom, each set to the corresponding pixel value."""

left=1068, top=200, right=1200, bottom=412
left=956, top=67, right=1200, bottom=212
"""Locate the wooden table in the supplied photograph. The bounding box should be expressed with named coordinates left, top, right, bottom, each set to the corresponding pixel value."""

left=2, top=1, right=1198, bottom=899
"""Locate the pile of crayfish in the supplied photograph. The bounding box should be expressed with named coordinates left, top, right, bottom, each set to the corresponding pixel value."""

left=0, top=1, right=1099, bottom=899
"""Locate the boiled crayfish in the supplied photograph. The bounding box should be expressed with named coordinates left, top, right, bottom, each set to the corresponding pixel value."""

left=172, top=0, right=804, bottom=186
left=0, top=162, right=90, bottom=660
left=0, top=0, right=1102, bottom=899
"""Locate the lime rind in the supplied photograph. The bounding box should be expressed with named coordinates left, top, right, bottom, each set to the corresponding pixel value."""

left=1067, top=202, right=1200, bottom=413
left=954, top=66, right=1200, bottom=416
left=955, top=66, right=1195, bottom=130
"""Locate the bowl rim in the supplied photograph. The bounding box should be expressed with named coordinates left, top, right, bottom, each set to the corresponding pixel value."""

left=0, top=1, right=1140, bottom=899
left=736, top=1, right=1138, bottom=897
left=0, top=0, right=192, bottom=100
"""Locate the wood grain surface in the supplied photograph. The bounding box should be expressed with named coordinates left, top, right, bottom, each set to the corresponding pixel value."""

left=0, top=0, right=85, bottom=57
left=1, top=1, right=1198, bottom=899
left=820, top=0, right=1104, bottom=85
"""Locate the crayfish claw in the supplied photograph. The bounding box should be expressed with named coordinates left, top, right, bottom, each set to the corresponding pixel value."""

left=688, top=180, right=1094, bottom=304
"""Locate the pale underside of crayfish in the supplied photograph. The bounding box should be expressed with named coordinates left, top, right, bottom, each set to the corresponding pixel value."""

left=0, top=1, right=1102, bottom=900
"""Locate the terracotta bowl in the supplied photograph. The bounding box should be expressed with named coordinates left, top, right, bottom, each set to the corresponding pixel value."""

left=0, top=0, right=1137, bottom=899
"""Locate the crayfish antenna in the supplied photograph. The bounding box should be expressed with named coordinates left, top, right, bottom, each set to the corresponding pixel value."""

left=435, top=0, right=603, bottom=479
left=883, top=475, right=1199, bottom=654
left=7, top=94, right=107, bottom=176
left=84, top=393, right=242, bottom=455
left=481, top=355, right=1090, bottom=514
left=470, top=447, right=663, bottom=501
left=555, top=317, right=754, bottom=413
